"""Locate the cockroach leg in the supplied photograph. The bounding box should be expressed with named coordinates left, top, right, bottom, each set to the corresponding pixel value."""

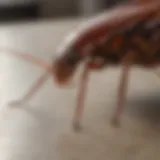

left=73, top=62, right=90, bottom=131
left=111, top=52, right=134, bottom=127
left=9, top=71, right=50, bottom=107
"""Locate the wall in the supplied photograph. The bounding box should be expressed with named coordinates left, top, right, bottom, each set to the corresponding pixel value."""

left=0, top=0, right=37, bottom=6
left=40, top=0, right=78, bottom=18
left=40, top=0, right=107, bottom=18
left=40, top=0, right=128, bottom=18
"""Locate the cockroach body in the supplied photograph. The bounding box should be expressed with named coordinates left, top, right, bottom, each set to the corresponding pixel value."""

left=6, top=0, right=160, bottom=131
left=52, top=0, right=160, bottom=129
left=53, top=1, right=160, bottom=83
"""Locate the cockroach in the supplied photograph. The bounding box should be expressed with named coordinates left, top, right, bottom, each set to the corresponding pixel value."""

left=4, top=0, right=160, bottom=131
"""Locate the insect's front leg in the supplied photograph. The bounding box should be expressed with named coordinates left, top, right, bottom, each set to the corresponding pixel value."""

left=72, top=61, right=90, bottom=131
left=9, top=71, right=50, bottom=107
left=111, top=51, right=135, bottom=126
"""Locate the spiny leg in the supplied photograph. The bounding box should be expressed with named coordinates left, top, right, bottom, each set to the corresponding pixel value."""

left=9, top=71, right=50, bottom=106
left=111, top=52, right=134, bottom=126
left=73, top=62, right=90, bottom=131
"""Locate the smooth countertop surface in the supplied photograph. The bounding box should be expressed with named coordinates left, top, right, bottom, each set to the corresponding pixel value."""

left=1, top=19, right=160, bottom=160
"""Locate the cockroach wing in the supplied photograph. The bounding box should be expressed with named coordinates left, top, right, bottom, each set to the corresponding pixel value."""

left=55, top=0, right=160, bottom=56
left=72, top=1, right=160, bottom=49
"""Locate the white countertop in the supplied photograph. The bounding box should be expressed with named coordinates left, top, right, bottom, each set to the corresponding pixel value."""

left=0, top=19, right=160, bottom=160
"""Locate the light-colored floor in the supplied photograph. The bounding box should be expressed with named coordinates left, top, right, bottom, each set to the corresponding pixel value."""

left=1, top=19, right=160, bottom=160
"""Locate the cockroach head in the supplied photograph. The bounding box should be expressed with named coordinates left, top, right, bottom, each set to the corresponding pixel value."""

left=53, top=45, right=82, bottom=85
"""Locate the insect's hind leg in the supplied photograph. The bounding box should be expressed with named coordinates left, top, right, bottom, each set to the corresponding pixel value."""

left=9, top=71, right=50, bottom=107
left=111, top=52, right=134, bottom=127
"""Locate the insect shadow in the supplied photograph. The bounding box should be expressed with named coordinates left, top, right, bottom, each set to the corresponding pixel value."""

left=126, top=90, right=160, bottom=125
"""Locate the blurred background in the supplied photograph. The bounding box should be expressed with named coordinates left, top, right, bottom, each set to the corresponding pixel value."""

left=0, top=0, right=128, bottom=22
